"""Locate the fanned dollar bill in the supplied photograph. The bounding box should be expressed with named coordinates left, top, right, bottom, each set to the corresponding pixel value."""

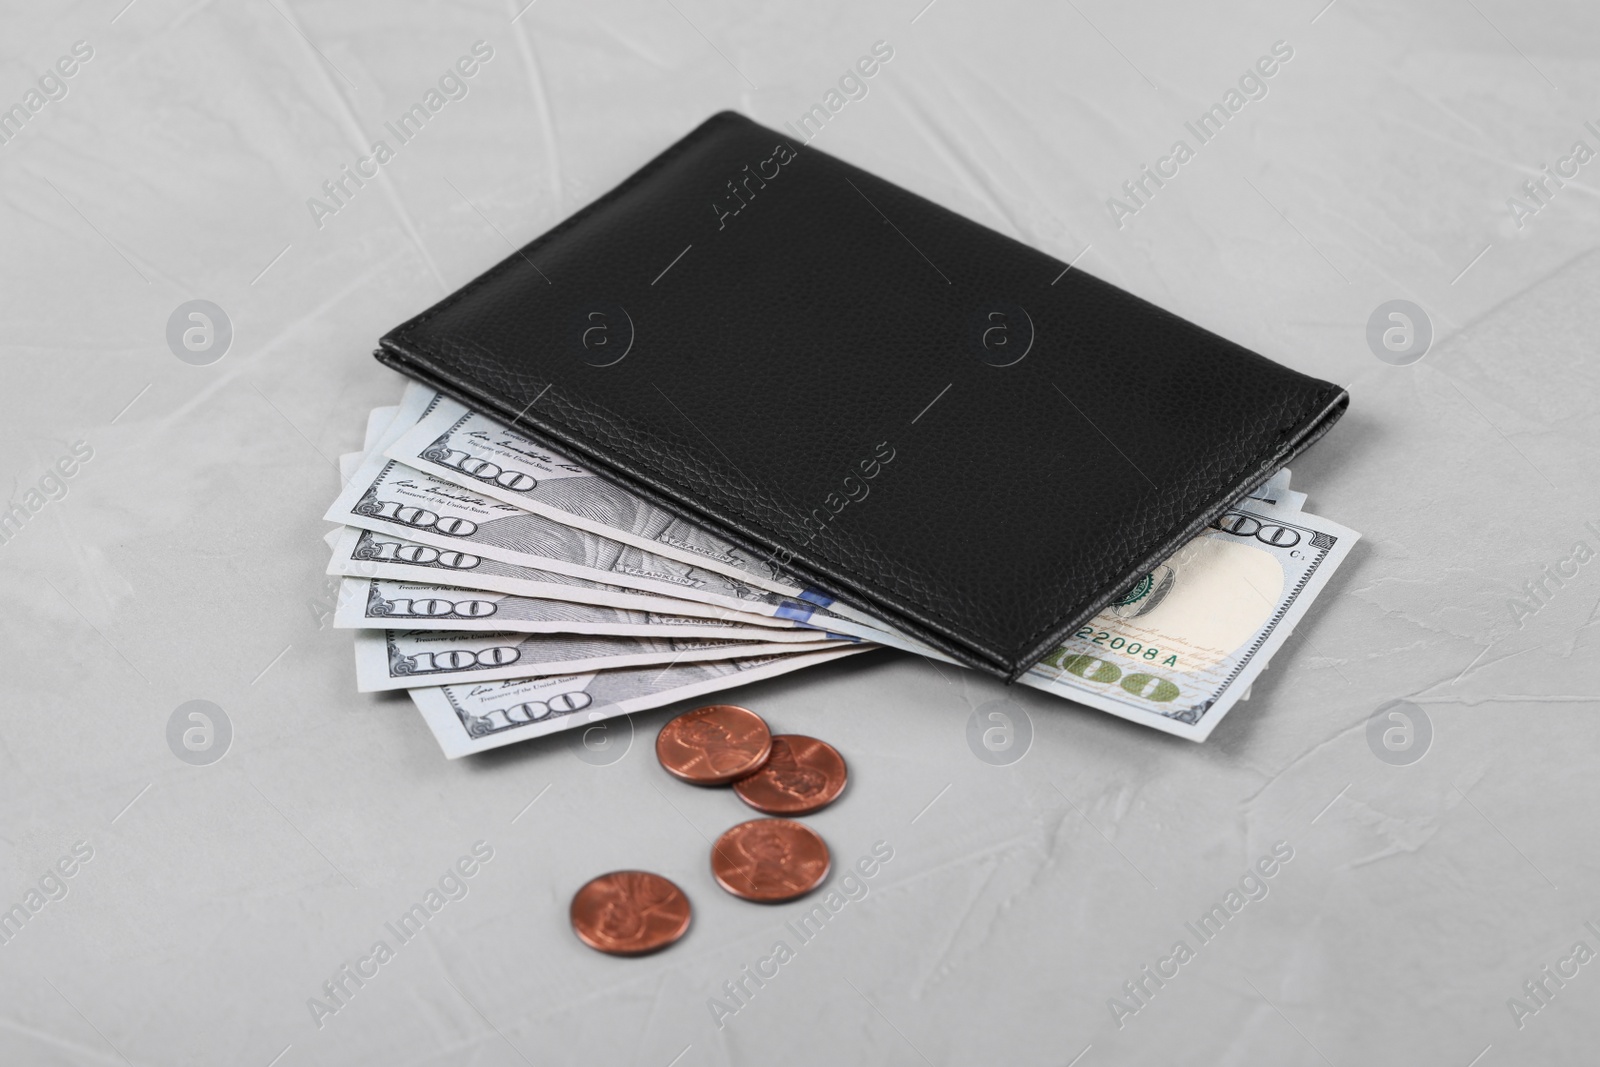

left=324, top=451, right=908, bottom=647
left=384, top=395, right=917, bottom=638
left=1020, top=498, right=1358, bottom=741
left=335, top=577, right=834, bottom=642
left=354, top=628, right=848, bottom=692
left=325, top=525, right=794, bottom=630
left=409, top=645, right=875, bottom=757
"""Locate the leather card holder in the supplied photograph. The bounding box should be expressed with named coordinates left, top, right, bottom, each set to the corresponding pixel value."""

left=376, top=111, right=1348, bottom=680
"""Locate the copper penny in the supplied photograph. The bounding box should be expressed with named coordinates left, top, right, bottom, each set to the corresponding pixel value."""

left=710, top=818, right=831, bottom=903
left=732, top=735, right=847, bottom=815
left=569, top=870, right=692, bottom=956
left=655, top=704, right=772, bottom=785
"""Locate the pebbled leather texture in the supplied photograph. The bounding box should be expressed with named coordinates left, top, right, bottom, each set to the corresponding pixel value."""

left=377, top=111, right=1349, bottom=681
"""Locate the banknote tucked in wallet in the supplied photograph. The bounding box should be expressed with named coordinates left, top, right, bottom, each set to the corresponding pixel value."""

left=372, top=111, right=1348, bottom=680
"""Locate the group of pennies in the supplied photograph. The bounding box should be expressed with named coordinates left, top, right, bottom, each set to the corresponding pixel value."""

left=570, top=704, right=849, bottom=956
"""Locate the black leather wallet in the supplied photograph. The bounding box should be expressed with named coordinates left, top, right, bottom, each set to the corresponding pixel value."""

left=376, top=111, right=1347, bottom=680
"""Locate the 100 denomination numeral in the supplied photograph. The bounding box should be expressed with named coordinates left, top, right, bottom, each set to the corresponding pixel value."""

left=422, top=446, right=539, bottom=492
left=355, top=537, right=481, bottom=569
left=378, top=597, right=497, bottom=619
left=1039, top=647, right=1181, bottom=704
left=357, top=498, right=479, bottom=536
left=464, top=690, right=594, bottom=734
left=399, top=646, right=519, bottom=674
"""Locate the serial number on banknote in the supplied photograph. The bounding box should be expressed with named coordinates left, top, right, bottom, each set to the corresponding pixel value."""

left=1072, top=625, right=1179, bottom=667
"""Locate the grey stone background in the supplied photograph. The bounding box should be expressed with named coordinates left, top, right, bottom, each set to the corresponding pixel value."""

left=2, top=0, right=1598, bottom=1064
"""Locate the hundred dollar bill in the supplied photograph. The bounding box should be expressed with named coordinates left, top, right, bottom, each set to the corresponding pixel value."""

left=1019, top=500, right=1358, bottom=742
left=335, top=577, right=835, bottom=642
left=324, top=451, right=910, bottom=648
left=384, top=394, right=915, bottom=638
left=409, top=645, right=876, bottom=757
left=324, top=525, right=794, bottom=630
left=354, top=628, right=848, bottom=692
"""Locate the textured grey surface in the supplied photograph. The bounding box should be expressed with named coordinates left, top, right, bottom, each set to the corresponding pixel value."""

left=2, top=1, right=1598, bottom=1064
